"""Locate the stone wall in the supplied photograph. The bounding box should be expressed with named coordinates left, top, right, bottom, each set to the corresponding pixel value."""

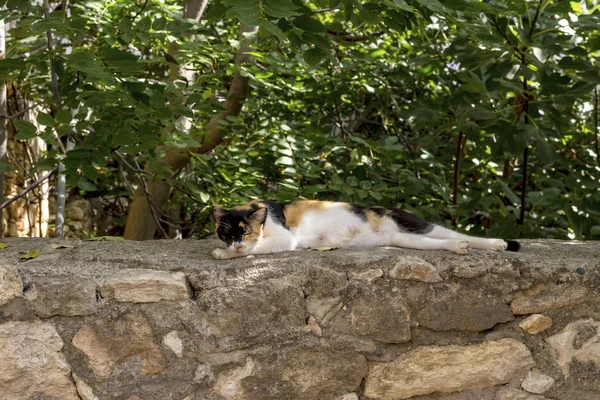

left=0, top=238, right=599, bottom=400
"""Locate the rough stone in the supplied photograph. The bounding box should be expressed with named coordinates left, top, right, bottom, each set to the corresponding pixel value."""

left=99, top=269, right=190, bottom=303
left=193, top=362, right=215, bottom=384
left=521, top=369, right=555, bottom=394
left=306, top=296, right=342, bottom=322
left=210, top=347, right=367, bottom=400
left=412, top=285, right=513, bottom=331
left=518, top=314, right=553, bottom=335
left=348, top=268, right=383, bottom=284
left=389, top=256, right=442, bottom=282
left=25, top=278, right=97, bottom=317
left=363, top=338, right=535, bottom=399
left=72, top=311, right=167, bottom=380
left=163, top=330, right=183, bottom=358
left=196, top=279, right=305, bottom=342
left=334, top=394, right=359, bottom=400
left=0, top=264, right=23, bottom=306
left=452, top=262, right=488, bottom=279
left=546, top=318, right=600, bottom=377
left=510, top=283, right=588, bottom=315
left=496, top=387, right=550, bottom=400
left=73, top=373, right=100, bottom=400
left=0, top=320, right=79, bottom=399
left=350, top=286, right=411, bottom=343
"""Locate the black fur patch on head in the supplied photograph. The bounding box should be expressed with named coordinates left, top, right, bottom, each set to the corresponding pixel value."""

left=214, top=206, right=266, bottom=246
left=506, top=240, right=520, bottom=252
left=388, top=208, right=433, bottom=234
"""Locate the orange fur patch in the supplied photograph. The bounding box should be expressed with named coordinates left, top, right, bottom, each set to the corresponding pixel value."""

left=365, top=210, right=385, bottom=230
left=284, top=200, right=332, bottom=228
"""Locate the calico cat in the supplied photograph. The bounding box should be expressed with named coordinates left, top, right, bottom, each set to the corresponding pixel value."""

left=212, top=200, right=520, bottom=260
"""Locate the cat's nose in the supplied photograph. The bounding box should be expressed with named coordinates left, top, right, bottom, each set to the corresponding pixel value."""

left=233, top=243, right=244, bottom=249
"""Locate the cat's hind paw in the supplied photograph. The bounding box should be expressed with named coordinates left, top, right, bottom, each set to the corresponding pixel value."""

left=450, top=240, right=470, bottom=255
left=488, top=239, right=508, bottom=251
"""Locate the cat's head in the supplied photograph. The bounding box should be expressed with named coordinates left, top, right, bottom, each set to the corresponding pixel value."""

left=212, top=204, right=267, bottom=253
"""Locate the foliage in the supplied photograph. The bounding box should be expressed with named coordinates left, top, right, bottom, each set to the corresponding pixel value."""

left=1, top=0, right=599, bottom=240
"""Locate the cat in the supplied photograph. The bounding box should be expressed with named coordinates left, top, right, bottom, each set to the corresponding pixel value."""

left=211, top=200, right=520, bottom=260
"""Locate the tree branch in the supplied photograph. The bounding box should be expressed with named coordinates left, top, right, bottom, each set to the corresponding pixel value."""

left=0, top=167, right=58, bottom=210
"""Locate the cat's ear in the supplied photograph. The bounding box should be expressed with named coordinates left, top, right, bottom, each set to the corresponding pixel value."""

left=212, top=205, right=227, bottom=222
left=248, top=206, right=267, bottom=224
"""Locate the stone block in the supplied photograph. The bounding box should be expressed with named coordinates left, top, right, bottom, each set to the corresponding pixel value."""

left=518, top=314, right=552, bottom=335
left=389, top=256, right=442, bottom=282
left=196, top=279, right=305, bottom=342
left=546, top=318, right=600, bottom=377
left=0, top=265, right=23, bottom=306
left=496, top=387, right=550, bottom=400
left=210, top=347, right=367, bottom=400
left=412, top=285, right=513, bottom=331
left=350, top=286, right=411, bottom=343
left=99, top=269, right=190, bottom=303
left=364, top=338, right=535, bottom=399
left=72, top=311, right=166, bottom=380
left=521, top=369, right=555, bottom=394
left=25, top=278, right=97, bottom=317
left=511, top=283, right=588, bottom=315
left=0, top=320, right=79, bottom=399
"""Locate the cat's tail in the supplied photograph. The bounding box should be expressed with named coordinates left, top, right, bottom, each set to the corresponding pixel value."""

left=506, top=240, right=520, bottom=252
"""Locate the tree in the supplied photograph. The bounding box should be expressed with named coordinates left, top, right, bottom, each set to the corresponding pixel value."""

left=0, top=0, right=598, bottom=241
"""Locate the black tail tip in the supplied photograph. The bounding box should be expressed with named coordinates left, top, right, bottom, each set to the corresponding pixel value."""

left=506, top=240, right=520, bottom=252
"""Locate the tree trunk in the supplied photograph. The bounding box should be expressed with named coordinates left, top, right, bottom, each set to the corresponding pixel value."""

left=124, top=23, right=258, bottom=240
left=0, top=18, right=7, bottom=236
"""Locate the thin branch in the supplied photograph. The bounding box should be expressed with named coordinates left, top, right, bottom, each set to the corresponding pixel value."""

left=327, top=29, right=385, bottom=43
left=0, top=101, right=43, bottom=120
left=528, top=0, right=546, bottom=40
left=595, top=87, right=599, bottom=167
left=131, top=0, right=150, bottom=23
left=42, top=0, right=61, bottom=108
left=0, top=167, right=58, bottom=210
left=452, top=131, right=464, bottom=227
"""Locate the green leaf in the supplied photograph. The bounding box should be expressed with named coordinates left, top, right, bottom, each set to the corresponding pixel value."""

left=50, top=243, right=75, bottom=249
left=263, top=0, right=301, bottom=18
left=256, top=71, right=273, bottom=79
left=81, top=163, right=98, bottom=181
left=346, top=176, right=359, bottom=187
left=535, top=137, right=556, bottom=166
left=13, top=120, right=37, bottom=140
left=55, top=109, right=72, bottom=124
left=37, top=112, right=55, bottom=127
left=275, top=156, right=294, bottom=165
left=293, top=15, right=326, bottom=33
left=199, top=191, right=210, bottom=202
left=497, top=179, right=520, bottom=205
left=86, top=236, right=124, bottom=241
left=311, top=246, right=340, bottom=251
left=0, top=242, right=7, bottom=249
left=262, top=20, right=287, bottom=41
left=20, top=249, right=39, bottom=261
left=417, top=0, right=446, bottom=12
left=77, top=177, right=97, bottom=192
left=303, top=48, right=327, bottom=67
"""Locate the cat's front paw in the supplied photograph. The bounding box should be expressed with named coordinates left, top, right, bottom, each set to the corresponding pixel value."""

left=450, top=240, right=470, bottom=255
left=212, top=248, right=237, bottom=260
